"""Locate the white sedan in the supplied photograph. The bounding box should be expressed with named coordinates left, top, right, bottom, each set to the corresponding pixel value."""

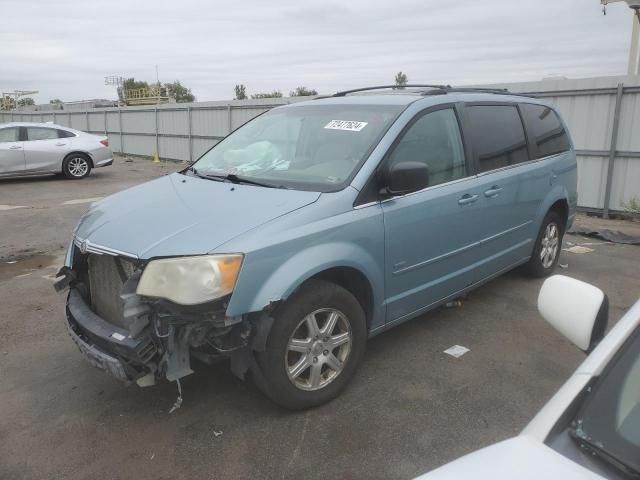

left=417, top=275, right=640, bottom=480
left=0, top=122, right=112, bottom=179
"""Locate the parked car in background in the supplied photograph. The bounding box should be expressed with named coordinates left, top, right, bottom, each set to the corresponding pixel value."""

left=0, top=122, right=112, bottom=179
left=416, top=275, right=640, bottom=480
left=56, top=85, right=577, bottom=409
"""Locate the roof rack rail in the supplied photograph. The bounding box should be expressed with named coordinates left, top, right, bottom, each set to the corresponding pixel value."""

left=422, top=87, right=508, bottom=96
left=422, top=87, right=537, bottom=98
left=324, top=85, right=536, bottom=99
left=331, top=84, right=451, bottom=97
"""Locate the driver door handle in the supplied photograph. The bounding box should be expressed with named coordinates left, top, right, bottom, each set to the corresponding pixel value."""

left=458, top=194, right=478, bottom=205
left=9, top=145, right=21, bottom=150
left=484, top=186, right=502, bottom=198
left=55, top=142, right=66, bottom=146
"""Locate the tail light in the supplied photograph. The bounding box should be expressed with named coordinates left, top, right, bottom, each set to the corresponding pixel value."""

left=100, top=139, right=109, bottom=147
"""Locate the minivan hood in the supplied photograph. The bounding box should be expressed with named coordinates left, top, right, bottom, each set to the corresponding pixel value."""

left=74, top=173, right=320, bottom=258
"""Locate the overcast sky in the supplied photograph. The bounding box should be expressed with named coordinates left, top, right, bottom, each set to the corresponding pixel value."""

left=0, top=0, right=635, bottom=103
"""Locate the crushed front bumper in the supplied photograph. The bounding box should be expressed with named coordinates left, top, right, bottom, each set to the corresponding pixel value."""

left=65, top=288, right=157, bottom=383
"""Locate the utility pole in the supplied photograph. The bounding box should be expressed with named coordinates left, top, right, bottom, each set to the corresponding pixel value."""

left=630, top=10, right=640, bottom=74
left=601, top=0, right=640, bottom=74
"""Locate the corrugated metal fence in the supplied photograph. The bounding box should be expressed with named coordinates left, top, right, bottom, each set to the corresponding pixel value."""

left=2, top=75, right=639, bottom=215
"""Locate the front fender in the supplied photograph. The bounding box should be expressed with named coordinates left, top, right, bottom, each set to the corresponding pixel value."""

left=226, top=241, right=385, bottom=330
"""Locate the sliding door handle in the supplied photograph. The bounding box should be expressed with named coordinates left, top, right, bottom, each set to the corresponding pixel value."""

left=458, top=194, right=478, bottom=205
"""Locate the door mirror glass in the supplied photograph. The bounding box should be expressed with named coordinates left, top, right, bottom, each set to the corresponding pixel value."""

left=538, top=275, right=608, bottom=353
left=384, top=161, right=429, bottom=196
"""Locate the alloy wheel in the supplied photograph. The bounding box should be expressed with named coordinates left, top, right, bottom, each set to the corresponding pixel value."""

left=540, top=222, right=559, bottom=269
left=68, top=157, right=89, bottom=177
left=285, top=308, right=352, bottom=391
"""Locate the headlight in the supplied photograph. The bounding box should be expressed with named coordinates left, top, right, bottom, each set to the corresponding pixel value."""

left=136, top=254, right=243, bottom=305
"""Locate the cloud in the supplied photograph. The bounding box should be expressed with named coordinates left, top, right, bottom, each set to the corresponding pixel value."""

left=0, top=0, right=634, bottom=103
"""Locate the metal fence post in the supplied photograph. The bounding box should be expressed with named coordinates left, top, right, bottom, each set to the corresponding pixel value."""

left=227, top=104, right=232, bottom=134
left=603, top=83, right=625, bottom=218
left=118, top=107, right=124, bottom=154
left=53, top=111, right=56, bottom=124
left=155, top=105, right=159, bottom=159
left=68, top=111, right=71, bottom=128
left=104, top=110, right=107, bottom=136
left=85, top=109, right=90, bottom=132
left=187, top=105, right=193, bottom=162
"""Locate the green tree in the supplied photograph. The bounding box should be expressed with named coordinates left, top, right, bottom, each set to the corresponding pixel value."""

left=165, top=80, right=195, bottom=103
left=251, top=90, right=283, bottom=99
left=17, top=97, right=35, bottom=106
left=394, top=71, right=408, bottom=89
left=1, top=96, right=16, bottom=110
left=49, top=98, right=63, bottom=104
left=234, top=84, right=247, bottom=100
left=290, top=86, right=318, bottom=97
left=123, top=77, right=150, bottom=90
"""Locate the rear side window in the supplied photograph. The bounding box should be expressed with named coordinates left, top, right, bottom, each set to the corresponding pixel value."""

left=0, top=127, right=19, bottom=143
left=520, top=103, right=571, bottom=158
left=26, top=127, right=58, bottom=141
left=387, top=108, right=466, bottom=187
left=57, top=129, right=75, bottom=138
left=465, top=105, right=529, bottom=173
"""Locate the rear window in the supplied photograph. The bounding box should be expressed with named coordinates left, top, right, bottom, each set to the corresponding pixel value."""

left=26, top=127, right=58, bottom=141
left=520, top=103, right=571, bottom=158
left=465, top=105, right=529, bottom=173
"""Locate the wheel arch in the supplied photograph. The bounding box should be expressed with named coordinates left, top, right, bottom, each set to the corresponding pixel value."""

left=548, top=198, right=569, bottom=228
left=535, top=186, right=571, bottom=231
left=302, top=266, right=374, bottom=329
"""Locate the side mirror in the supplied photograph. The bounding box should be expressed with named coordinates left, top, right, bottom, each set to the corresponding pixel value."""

left=383, top=161, right=429, bottom=196
left=538, top=275, right=608, bottom=353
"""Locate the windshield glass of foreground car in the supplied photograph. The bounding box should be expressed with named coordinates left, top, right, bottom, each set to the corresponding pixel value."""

left=573, top=329, right=640, bottom=475
left=192, top=104, right=404, bottom=191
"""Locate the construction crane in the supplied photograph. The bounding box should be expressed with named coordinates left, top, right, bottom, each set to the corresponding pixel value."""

left=1, top=89, right=39, bottom=111
left=601, top=0, right=640, bottom=74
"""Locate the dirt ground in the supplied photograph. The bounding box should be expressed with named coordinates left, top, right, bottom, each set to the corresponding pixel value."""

left=1, top=156, right=639, bottom=479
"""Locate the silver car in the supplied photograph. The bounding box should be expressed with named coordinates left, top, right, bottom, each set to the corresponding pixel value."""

left=0, top=122, right=112, bottom=179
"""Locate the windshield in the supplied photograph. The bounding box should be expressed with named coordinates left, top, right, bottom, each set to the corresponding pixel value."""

left=573, top=328, right=640, bottom=475
left=192, top=103, right=404, bottom=191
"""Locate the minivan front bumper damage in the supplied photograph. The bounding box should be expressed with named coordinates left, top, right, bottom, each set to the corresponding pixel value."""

left=59, top=261, right=271, bottom=389
left=65, top=288, right=158, bottom=384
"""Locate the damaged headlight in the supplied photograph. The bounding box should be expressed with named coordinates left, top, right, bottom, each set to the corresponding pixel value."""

left=136, top=254, right=243, bottom=305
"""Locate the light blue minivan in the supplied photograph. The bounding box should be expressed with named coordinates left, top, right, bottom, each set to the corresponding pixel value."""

left=57, top=86, right=577, bottom=409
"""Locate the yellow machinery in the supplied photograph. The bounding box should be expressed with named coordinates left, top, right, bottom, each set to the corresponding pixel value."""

left=124, top=86, right=170, bottom=106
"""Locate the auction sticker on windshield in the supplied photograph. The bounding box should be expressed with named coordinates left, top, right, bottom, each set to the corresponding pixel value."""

left=324, top=120, right=368, bottom=132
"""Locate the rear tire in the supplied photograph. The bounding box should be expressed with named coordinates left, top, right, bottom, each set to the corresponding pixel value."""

left=525, top=210, right=564, bottom=277
left=62, top=154, right=92, bottom=179
left=254, top=279, right=367, bottom=410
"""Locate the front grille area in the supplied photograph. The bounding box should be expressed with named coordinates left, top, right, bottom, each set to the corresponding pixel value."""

left=87, top=254, right=136, bottom=328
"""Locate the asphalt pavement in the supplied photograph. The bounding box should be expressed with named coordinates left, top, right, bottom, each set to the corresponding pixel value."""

left=1, top=156, right=639, bottom=480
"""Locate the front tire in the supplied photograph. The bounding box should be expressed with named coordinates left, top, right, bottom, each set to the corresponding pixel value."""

left=255, top=280, right=367, bottom=410
left=62, top=154, right=92, bottom=179
left=525, top=210, right=564, bottom=277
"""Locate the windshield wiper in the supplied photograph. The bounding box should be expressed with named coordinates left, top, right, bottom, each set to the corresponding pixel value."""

left=198, top=171, right=287, bottom=189
left=570, top=426, right=640, bottom=478
left=184, top=167, right=227, bottom=183
left=186, top=167, right=287, bottom=189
